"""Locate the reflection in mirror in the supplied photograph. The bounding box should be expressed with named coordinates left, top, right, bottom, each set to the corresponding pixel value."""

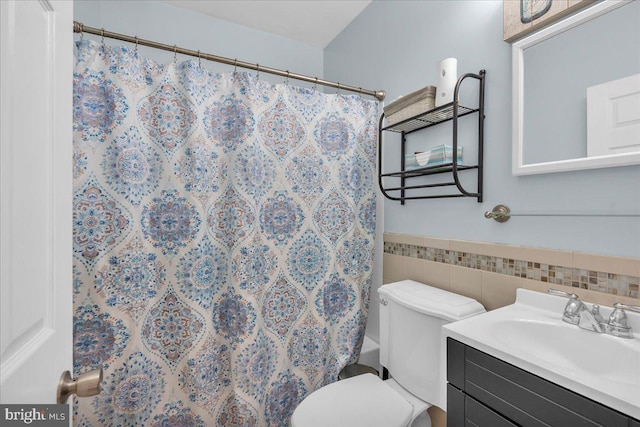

left=512, top=0, right=640, bottom=175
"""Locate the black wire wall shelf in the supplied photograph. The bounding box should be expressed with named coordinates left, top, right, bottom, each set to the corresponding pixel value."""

left=378, top=70, right=486, bottom=204
left=381, top=104, right=479, bottom=134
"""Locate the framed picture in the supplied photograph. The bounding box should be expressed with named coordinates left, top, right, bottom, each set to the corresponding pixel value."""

left=503, top=0, right=596, bottom=42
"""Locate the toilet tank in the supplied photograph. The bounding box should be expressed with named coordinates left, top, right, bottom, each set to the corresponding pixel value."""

left=379, top=280, right=485, bottom=405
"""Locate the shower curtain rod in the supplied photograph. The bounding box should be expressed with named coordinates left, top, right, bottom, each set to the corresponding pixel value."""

left=73, top=21, right=386, bottom=101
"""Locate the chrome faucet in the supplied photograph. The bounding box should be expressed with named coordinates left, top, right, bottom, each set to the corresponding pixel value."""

left=548, top=289, right=639, bottom=339
left=552, top=291, right=605, bottom=333
left=577, top=303, right=605, bottom=333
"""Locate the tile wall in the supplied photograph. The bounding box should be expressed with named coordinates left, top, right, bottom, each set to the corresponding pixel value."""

left=383, top=233, right=640, bottom=310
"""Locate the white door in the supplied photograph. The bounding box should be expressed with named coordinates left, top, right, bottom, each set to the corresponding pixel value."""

left=1, top=0, right=73, bottom=404
left=587, top=73, right=640, bottom=158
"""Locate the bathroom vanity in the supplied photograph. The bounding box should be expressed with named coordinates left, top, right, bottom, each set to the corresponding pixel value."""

left=446, top=338, right=639, bottom=426
left=443, top=289, right=640, bottom=426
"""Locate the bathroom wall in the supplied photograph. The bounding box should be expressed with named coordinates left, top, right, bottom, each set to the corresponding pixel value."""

left=324, top=0, right=640, bottom=258
left=325, top=0, right=640, bottom=343
left=73, top=0, right=324, bottom=82
left=384, top=233, right=639, bottom=309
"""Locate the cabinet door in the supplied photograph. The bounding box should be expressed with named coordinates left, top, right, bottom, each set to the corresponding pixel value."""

left=465, top=346, right=628, bottom=427
left=447, top=339, right=633, bottom=427
left=466, top=396, right=517, bottom=427
left=447, top=384, right=465, bottom=427
left=447, top=337, right=466, bottom=389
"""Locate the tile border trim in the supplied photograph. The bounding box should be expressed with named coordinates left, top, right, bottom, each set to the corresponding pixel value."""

left=383, top=241, right=639, bottom=299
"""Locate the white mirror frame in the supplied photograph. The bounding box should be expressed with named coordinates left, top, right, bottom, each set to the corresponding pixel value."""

left=512, top=0, right=640, bottom=175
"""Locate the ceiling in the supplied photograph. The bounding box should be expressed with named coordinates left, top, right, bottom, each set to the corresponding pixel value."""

left=164, top=0, right=371, bottom=48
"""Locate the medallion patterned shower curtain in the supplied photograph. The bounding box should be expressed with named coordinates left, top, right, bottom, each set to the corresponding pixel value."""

left=72, top=39, right=378, bottom=426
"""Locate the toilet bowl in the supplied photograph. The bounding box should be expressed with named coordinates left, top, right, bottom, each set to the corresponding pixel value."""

left=291, top=280, right=485, bottom=427
left=291, top=374, right=413, bottom=427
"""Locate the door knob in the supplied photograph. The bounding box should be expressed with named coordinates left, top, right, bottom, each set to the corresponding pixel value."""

left=57, top=368, right=103, bottom=404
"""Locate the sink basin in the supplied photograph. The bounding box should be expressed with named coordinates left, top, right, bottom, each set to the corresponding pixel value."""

left=490, top=318, right=640, bottom=387
left=443, top=289, right=640, bottom=419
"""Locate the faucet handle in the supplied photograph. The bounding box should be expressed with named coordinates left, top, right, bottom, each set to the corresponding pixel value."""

left=546, top=289, right=587, bottom=326
left=613, top=302, right=640, bottom=313
left=607, top=303, right=638, bottom=339
left=547, top=289, right=584, bottom=324
left=548, top=288, right=578, bottom=299
left=562, top=296, right=584, bottom=325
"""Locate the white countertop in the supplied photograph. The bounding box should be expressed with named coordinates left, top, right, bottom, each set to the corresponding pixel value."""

left=442, top=288, right=640, bottom=420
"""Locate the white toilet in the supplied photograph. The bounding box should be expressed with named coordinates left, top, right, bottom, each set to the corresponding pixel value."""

left=291, top=280, right=485, bottom=427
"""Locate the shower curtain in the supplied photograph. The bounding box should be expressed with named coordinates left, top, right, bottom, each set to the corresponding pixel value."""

left=72, top=39, right=378, bottom=426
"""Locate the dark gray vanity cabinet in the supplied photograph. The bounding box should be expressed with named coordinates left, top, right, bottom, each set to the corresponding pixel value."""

left=447, top=338, right=639, bottom=427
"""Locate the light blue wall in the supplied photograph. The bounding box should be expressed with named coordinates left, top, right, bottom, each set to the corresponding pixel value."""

left=325, top=0, right=640, bottom=259
left=73, top=0, right=323, bottom=83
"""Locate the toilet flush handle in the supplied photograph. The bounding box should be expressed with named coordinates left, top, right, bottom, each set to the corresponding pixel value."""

left=380, top=297, right=388, bottom=306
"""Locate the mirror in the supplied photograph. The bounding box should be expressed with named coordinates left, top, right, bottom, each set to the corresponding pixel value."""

left=512, top=0, right=640, bottom=175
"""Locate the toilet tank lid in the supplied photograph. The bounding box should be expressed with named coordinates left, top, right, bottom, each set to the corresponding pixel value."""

left=378, top=280, right=485, bottom=322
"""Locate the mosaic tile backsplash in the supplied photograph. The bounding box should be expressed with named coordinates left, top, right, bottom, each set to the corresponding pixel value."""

left=384, top=242, right=640, bottom=299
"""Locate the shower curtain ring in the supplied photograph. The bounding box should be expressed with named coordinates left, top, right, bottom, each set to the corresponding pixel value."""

left=285, top=71, right=290, bottom=86
left=134, top=36, right=139, bottom=56
left=197, top=50, right=201, bottom=67
left=336, top=83, right=341, bottom=95
left=77, top=22, right=84, bottom=40
left=173, top=45, right=177, bottom=64
left=313, top=77, right=318, bottom=91
left=100, top=28, right=105, bottom=48
left=256, top=64, right=260, bottom=80
left=234, top=58, right=238, bottom=73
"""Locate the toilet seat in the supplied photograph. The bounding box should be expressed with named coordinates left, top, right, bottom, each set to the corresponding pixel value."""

left=290, top=374, right=413, bottom=427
